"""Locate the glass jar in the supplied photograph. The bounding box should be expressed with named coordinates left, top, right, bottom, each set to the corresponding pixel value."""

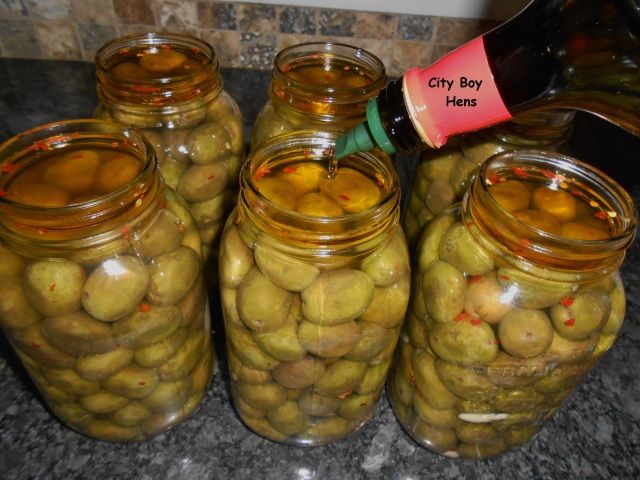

left=94, top=32, right=244, bottom=279
left=249, top=42, right=386, bottom=152
left=219, top=132, right=410, bottom=445
left=0, top=120, right=213, bottom=442
left=403, top=110, right=576, bottom=250
left=389, top=150, right=636, bottom=458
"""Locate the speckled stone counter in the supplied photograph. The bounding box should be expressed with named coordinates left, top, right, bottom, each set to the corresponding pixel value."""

left=1, top=59, right=639, bottom=480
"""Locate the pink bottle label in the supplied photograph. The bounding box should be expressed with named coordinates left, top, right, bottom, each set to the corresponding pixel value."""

left=403, top=37, right=512, bottom=147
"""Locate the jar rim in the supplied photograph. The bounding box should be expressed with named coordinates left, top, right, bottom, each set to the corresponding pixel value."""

left=468, top=149, right=637, bottom=273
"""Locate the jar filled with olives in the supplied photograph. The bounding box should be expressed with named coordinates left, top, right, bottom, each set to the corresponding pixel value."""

left=0, top=120, right=213, bottom=442
left=403, top=110, right=575, bottom=250
left=219, top=132, right=410, bottom=445
left=249, top=42, right=386, bottom=152
left=94, top=32, right=244, bottom=278
left=389, top=149, right=636, bottom=458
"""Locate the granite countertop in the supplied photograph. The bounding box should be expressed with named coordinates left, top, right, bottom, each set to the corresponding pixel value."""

left=1, top=59, right=640, bottom=480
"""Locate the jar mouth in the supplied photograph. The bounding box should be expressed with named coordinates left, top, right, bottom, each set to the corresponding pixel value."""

left=271, top=42, right=386, bottom=114
left=468, top=149, right=637, bottom=274
left=240, top=131, right=400, bottom=250
left=0, top=119, right=160, bottom=244
left=95, top=32, right=222, bottom=107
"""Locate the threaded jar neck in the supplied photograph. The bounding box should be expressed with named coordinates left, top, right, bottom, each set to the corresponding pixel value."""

left=0, top=119, right=162, bottom=253
left=483, top=110, right=576, bottom=148
left=270, top=42, right=386, bottom=128
left=465, top=149, right=636, bottom=279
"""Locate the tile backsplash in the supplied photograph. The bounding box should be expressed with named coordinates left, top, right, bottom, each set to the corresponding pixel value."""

left=0, top=0, right=499, bottom=76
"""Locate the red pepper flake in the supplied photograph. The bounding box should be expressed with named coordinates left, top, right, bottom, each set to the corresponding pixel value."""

left=564, top=318, right=576, bottom=327
left=455, top=312, right=470, bottom=322
left=190, top=47, right=200, bottom=54
left=132, top=84, right=161, bottom=93
left=540, top=169, right=556, bottom=179
left=178, top=223, right=186, bottom=232
left=568, top=32, right=589, bottom=56
left=29, top=141, right=49, bottom=152
left=207, top=175, right=215, bottom=181
left=138, top=381, right=146, bottom=386
left=303, top=149, right=311, bottom=159
left=374, top=172, right=385, bottom=186
left=469, top=275, right=483, bottom=284
left=139, top=303, right=151, bottom=313
left=160, top=44, right=172, bottom=50
left=0, top=189, right=6, bottom=197
left=470, top=318, right=483, bottom=326
left=560, top=296, right=575, bottom=307
left=158, top=200, right=167, bottom=210
left=49, top=283, right=56, bottom=292
left=595, top=211, right=607, bottom=220
left=118, top=47, right=131, bottom=55
left=31, top=342, right=41, bottom=349
left=511, top=166, right=528, bottom=178
left=338, top=194, right=351, bottom=201
left=487, top=173, right=500, bottom=185
left=283, top=166, right=297, bottom=174
left=120, top=226, right=130, bottom=241
left=499, top=274, right=510, bottom=281
left=1, top=163, right=19, bottom=173
left=465, top=221, right=474, bottom=228
left=488, top=338, right=499, bottom=345
left=513, top=248, right=524, bottom=256
left=519, top=238, right=532, bottom=247
left=70, top=153, right=84, bottom=160
left=111, top=142, right=118, bottom=147
left=253, top=166, right=271, bottom=181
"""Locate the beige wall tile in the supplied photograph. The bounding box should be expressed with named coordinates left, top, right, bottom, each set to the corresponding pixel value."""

left=71, top=0, right=115, bottom=25
left=156, top=0, right=198, bottom=31
left=355, top=12, right=398, bottom=40
left=390, top=39, right=432, bottom=76
left=35, top=19, right=80, bottom=59
left=201, top=29, right=242, bottom=68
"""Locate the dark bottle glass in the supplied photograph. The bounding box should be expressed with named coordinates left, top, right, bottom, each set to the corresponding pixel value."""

left=335, top=0, right=640, bottom=158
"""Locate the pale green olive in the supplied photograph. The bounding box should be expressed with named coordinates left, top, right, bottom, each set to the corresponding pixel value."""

left=219, top=225, right=254, bottom=288
left=304, top=417, right=354, bottom=443
left=177, top=163, right=230, bottom=203
left=266, top=400, right=309, bottom=436
left=147, top=246, right=201, bottom=306
left=412, top=350, right=457, bottom=409
left=406, top=311, right=429, bottom=349
left=254, top=243, right=319, bottom=292
left=297, top=320, right=361, bottom=358
left=337, top=392, right=380, bottom=421
left=226, top=325, right=280, bottom=371
left=42, top=367, right=101, bottom=396
left=206, top=92, right=238, bottom=122
left=23, top=259, right=85, bottom=316
left=158, top=330, right=206, bottom=381
left=227, top=347, right=272, bottom=384
left=542, top=331, right=598, bottom=365
left=79, top=390, right=130, bottom=414
left=86, top=419, right=143, bottom=441
left=314, top=359, right=368, bottom=397
left=75, top=347, right=134, bottom=381
left=190, top=344, right=214, bottom=392
left=429, top=316, right=499, bottom=365
left=418, top=148, right=460, bottom=181
left=464, top=273, right=511, bottom=324
left=455, top=423, right=499, bottom=444
left=12, top=324, right=75, bottom=369
left=533, top=363, right=589, bottom=393
left=158, top=156, right=188, bottom=190
left=497, top=267, right=577, bottom=310
left=344, top=322, right=392, bottom=362
left=42, top=311, right=115, bottom=356
left=272, top=356, right=325, bottom=389
left=502, top=424, right=541, bottom=447
left=491, top=386, right=543, bottom=413
left=498, top=308, right=554, bottom=358
left=457, top=437, right=507, bottom=458
left=421, top=261, right=466, bottom=323
left=108, top=401, right=152, bottom=427
left=103, top=365, right=159, bottom=399
left=550, top=289, right=611, bottom=341
left=135, top=209, right=184, bottom=258
left=360, top=231, right=410, bottom=287
left=0, top=278, right=41, bottom=330
left=357, top=363, right=390, bottom=394
left=425, top=180, right=456, bottom=216
left=141, top=377, right=192, bottom=413
left=186, top=122, right=232, bottom=165
left=220, top=114, right=244, bottom=156
left=235, top=396, right=267, bottom=419
left=450, top=156, right=480, bottom=196
left=389, top=365, right=415, bottom=406
left=161, top=128, right=190, bottom=163
left=601, top=284, right=625, bottom=336
left=235, top=381, right=287, bottom=410
left=413, top=391, right=459, bottom=429
left=298, top=390, right=341, bottom=416
left=190, top=191, right=235, bottom=228
left=435, top=359, right=497, bottom=401
left=438, top=223, right=494, bottom=275
left=410, top=417, right=458, bottom=453
left=82, top=255, right=149, bottom=322
left=113, top=304, right=182, bottom=349
left=53, top=402, right=95, bottom=429
left=485, top=351, right=549, bottom=387
left=301, top=269, right=374, bottom=326
left=237, top=266, right=292, bottom=332
left=359, top=276, right=410, bottom=328
left=253, top=311, right=307, bottom=362
left=416, top=212, right=457, bottom=273
left=241, top=415, right=288, bottom=442
left=0, top=241, right=25, bottom=277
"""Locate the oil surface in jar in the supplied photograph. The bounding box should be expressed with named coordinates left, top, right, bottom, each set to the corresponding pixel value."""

left=489, top=177, right=613, bottom=240
left=3, top=146, right=143, bottom=207
left=253, top=157, right=386, bottom=216
left=284, top=59, right=374, bottom=89
left=108, top=44, right=208, bottom=79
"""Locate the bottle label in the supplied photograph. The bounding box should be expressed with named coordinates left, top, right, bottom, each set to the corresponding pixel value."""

left=403, top=36, right=512, bottom=147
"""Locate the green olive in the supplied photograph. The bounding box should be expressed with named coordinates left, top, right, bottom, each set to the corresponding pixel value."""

left=550, top=289, right=611, bottom=341
left=135, top=209, right=184, bottom=258
left=190, top=191, right=235, bottom=228
left=267, top=400, right=309, bottom=435
left=429, top=316, right=498, bottom=365
left=304, top=417, right=354, bottom=443
left=457, top=436, right=507, bottom=458
left=158, top=156, right=188, bottom=190
left=450, top=156, right=480, bottom=196
left=497, top=267, right=577, bottom=310
left=133, top=328, right=188, bottom=368
left=435, top=360, right=497, bottom=401
left=108, top=400, right=152, bottom=427
left=298, top=390, right=341, bottom=416
left=601, top=285, right=625, bottom=336
left=412, top=350, right=457, bottom=409
left=186, top=122, right=232, bottom=165
left=421, top=261, right=466, bottom=323
left=253, top=311, right=307, bottom=361
left=75, top=346, right=134, bottom=381
left=297, top=320, right=361, bottom=358
left=360, top=276, right=410, bottom=328
left=40, top=381, right=76, bottom=403
left=409, top=275, right=428, bottom=325
left=543, top=331, right=598, bottom=365
left=161, top=128, right=190, bottom=163
left=0, top=242, right=24, bottom=277
left=418, top=148, right=460, bottom=181
left=425, top=180, right=456, bottom=216
left=241, top=415, right=288, bottom=442
left=455, top=423, right=499, bottom=444
left=86, top=419, right=143, bottom=441
left=235, top=396, right=266, bottom=419
left=221, top=114, right=244, bottom=156
left=147, top=246, right=201, bottom=306
left=103, top=365, right=159, bottom=399
left=237, top=266, right=292, bottom=332
left=533, top=363, right=589, bottom=393
left=227, top=347, right=272, bottom=384
left=178, top=278, right=205, bottom=327
left=414, top=391, right=459, bottom=428
left=438, top=223, right=494, bottom=276
left=356, top=363, right=389, bottom=394
left=219, top=225, right=254, bottom=288
left=226, top=325, right=280, bottom=371
left=337, top=392, right=379, bottom=420
left=0, top=278, right=41, bottom=330
left=254, top=243, right=320, bottom=292
left=343, top=322, right=392, bottom=362
left=389, top=364, right=415, bottom=406
left=42, top=311, right=115, bottom=356
left=42, top=367, right=101, bottom=396
left=314, top=359, right=368, bottom=397
left=12, top=324, right=76, bottom=369
left=177, top=163, right=230, bottom=203
left=301, top=270, right=374, bottom=326
left=416, top=212, right=457, bottom=273
left=486, top=351, right=548, bottom=387
left=112, top=304, right=181, bottom=349
left=82, top=255, right=149, bottom=322
left=464, top=273, right=511, bottom=324
left=360, top=231, right=410, bottom=287
left=190, top=344, right=214, bottom=392
left=23, top=259, right=85, bottom=316
left=272, top=356, right=325, bottom=389
left=498, top=308, right=554, bottom=358
left=206, top=92, right=238, bottom=121
left=79, top=390, right=130, bottom=414
left=53, top=402, right=95, bottom=429
left=141, top=377, right=192, bottom=413
left=491, top=386, right=542, bottom=413
left=502, top=424, right=540, bottom=447
left=235, top=381, right=286, bottom=410
left=405, top=311, right=429, bottom=349
left=158, top=330, right=206, bottom=381
left=410, top=417, right=458, bottom=453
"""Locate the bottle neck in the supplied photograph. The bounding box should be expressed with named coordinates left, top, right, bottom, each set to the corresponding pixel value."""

left=466, top=150, right=637, bottom=278
left=483, top=110, right=575, bottom=147
left=269, top=42, right=386, bottom=129
left=0, top=120, right=161, bottom=253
